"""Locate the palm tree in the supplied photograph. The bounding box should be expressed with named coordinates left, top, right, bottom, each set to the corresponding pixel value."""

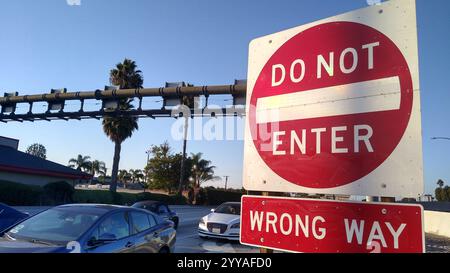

left=109, top=59, right=144, bottom=89
left=130, top=169, right=144, bottom=184
left=190, top=152, right=218, bottom=204
left=89, top=160, right=107, bottom=177
left=103, top=58, right=143, bottom=192
left=118, top=169, right=132, bottom=188
left=68, top=155, right=91, bottom=172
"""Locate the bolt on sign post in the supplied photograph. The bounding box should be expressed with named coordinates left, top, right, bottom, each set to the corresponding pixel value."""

left=242, top=0, right=423, bottom=197
left=240, top=196, right=425, bottom=253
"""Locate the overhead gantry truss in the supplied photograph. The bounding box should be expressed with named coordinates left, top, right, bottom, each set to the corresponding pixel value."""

left=0, top=81, right=247, bottom=123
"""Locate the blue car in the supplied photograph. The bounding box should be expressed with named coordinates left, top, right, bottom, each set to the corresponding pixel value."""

left=0, top=203, right=29, bottom=233
left=0, top=204, right=176, bottom=253
left=132, top=201, right=179, bottom=230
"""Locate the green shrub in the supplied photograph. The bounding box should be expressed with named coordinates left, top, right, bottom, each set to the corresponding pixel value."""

left=0, top=180, right=43, bottom=206
left=134, top=192, right=187, bottom=205
left=73, top=190, right=118, bottom=204
left=73, top=189, right=187, bottom=205
left=202, top=187, right=243, bottom=206
left=43, top=181, right=75, bottom=205
left=0, top=180, right=187, bottom=206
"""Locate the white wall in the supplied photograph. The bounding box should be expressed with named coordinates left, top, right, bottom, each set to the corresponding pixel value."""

left=424, top=210, right=450, bottom=238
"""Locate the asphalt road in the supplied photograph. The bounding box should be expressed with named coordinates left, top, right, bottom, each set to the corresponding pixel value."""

left=14, top=206, right=450, bottom=253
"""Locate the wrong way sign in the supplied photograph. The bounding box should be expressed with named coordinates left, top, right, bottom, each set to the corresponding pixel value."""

left=243, top=0, right=423, bottom=197
left=240, top=195, right=425, bottom=253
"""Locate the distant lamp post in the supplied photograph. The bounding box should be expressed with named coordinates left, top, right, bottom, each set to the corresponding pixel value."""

left=223, top=175, right=230, bottom=190
left=145, top=149, right=151, bottom=185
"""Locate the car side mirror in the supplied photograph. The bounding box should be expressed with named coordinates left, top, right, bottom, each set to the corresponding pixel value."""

left=87, top=233, right=116, bottom=247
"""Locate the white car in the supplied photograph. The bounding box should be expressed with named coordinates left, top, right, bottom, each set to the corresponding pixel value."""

left=198, top=202, right=240, bottom=241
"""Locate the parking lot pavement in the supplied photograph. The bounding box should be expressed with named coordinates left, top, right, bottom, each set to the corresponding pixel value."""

left=14, top=206, right=450, bottom=253
left=425, top=234, right=450, bottom=253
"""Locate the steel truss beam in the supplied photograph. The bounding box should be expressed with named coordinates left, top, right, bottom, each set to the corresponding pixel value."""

left=0, top=84, right=247, bottom=123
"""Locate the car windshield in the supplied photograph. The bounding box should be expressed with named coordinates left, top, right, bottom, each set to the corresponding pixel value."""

left=214, top=203, right=240, bottom=215
left=5, top=207, right=103, bottom=245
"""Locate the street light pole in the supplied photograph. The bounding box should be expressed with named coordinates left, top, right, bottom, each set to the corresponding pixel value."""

left=145, top=149, right=151, bottom=191
left=223, top=176, right=229, bottom=190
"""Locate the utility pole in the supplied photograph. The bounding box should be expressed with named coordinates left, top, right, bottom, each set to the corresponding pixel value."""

left=178, top=115, right=188, bottom=195
left=223, top=176, right=229, bottom=190
left=145, top=149, right=151, bottom=190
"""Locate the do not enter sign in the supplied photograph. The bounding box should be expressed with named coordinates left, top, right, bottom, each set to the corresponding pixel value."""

left=243, top=0, right=423, bottom=196
left=250, top=21, right=412, bottom=189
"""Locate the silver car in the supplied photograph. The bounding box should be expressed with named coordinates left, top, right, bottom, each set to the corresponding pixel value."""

left=198, top=202, right=240, bottom=241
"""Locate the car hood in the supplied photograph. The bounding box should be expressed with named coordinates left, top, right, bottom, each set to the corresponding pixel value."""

left=0, top=237, right=68, bottom=253
left=205, top=213, right=240, bottom=224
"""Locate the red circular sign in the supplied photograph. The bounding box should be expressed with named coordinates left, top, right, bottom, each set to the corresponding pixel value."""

left=249, top=22, right=413, bottom=188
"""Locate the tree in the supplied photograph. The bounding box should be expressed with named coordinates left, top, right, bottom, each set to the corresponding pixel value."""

left=103, top=58, right=142, bottom=192
left=118, top=169, right=132, bottom=188
left=145, top=142, right=189, bottom=194
left=190, top=152, right=219, bottom=204
left=130, top=169, right=144, bottom=184
left=437, top=179, right=445, bottom=188
left=26, top=143, right=47, bottom=159
left=435, top=180, right=450, bottom=201
left=68, top=155, right=91, bottom=172
left=89, top=160, right=107, bottom=177
left=109, top=58, right=144, bottom=90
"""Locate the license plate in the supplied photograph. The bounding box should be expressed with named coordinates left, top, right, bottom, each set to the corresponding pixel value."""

left=212, top=228, right=221, bottom=234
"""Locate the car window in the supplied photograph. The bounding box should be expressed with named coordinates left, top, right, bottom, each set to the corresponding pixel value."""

left=131, top=212, right=150, bottom=234
left=97, top=212, right=130, bottom=240
left=158, top=205, right=169, bottom=214
left=147, top=204, right=158, bottom=213
left=214, top=203, right=241, bottom=215
left=6, top=207, right=100, bottom=244
left=147, top=214, right=157, bottom=227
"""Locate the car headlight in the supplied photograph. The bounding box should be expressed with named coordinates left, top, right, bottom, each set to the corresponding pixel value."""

left=199, top=218, right=206, bottom=225
left=230, top=222, right=240, bottom=229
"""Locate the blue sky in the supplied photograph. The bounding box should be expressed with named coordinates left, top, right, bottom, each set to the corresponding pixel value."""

left=0, top=0, right=449, bottom=195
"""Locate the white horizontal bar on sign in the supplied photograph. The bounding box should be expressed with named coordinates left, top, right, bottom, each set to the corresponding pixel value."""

left=255, top=76, right=401, bottom=124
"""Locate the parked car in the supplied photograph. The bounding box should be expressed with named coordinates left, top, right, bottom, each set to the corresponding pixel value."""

left=0, top=203, right=29, bottom=233
left=198, top=202, right=240, bottom=241
left=131, top=201, right=179, bottom=230
left=0, top=204, right=176, bottom=253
